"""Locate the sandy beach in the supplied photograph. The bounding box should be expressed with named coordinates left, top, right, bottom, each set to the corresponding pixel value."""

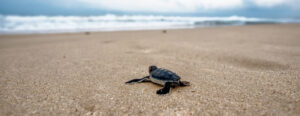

left=0, top=24, right=299, bottom=115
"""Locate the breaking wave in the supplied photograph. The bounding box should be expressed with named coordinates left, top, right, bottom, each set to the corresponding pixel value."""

left=0, top=14, right=298, bottom=34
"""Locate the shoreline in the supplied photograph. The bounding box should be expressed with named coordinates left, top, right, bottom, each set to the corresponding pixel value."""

left=1, top=23, right=298, bottom=36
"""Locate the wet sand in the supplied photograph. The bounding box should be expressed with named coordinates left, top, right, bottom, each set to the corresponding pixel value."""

left=0, top=24, right=299, bottom=115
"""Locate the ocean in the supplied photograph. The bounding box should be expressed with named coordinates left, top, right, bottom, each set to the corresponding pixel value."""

left=0, top=14, right=299, bottom=34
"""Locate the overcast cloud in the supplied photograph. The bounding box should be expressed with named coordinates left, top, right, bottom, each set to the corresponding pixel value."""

left=73, top=0, right=300, bottom=12
left=0, top=0, right=299, bottom=17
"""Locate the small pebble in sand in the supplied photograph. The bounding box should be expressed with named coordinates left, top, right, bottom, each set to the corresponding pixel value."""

left=85, top=32, right=91, bottom=35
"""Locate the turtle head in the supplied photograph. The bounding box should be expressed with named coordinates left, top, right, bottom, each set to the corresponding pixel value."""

left=149, top=65, right=157, bottom=73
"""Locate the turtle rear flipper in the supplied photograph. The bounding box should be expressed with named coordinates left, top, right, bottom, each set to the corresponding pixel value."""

left=156, top=82, right=171, bottom=95
left=125, top=76, right=150, bottom=84
left=179, top=81, right=190, bottom=86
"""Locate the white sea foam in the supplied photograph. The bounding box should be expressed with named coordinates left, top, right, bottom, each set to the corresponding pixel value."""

left=0, top=14, right=298, bottom=34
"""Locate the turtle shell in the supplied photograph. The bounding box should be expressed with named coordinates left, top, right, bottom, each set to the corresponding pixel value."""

left=150, top=68, right=181, bottom=82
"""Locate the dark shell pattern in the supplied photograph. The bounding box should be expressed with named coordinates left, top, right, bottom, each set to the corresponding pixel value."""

left=150, top=68, right=181, bottom=82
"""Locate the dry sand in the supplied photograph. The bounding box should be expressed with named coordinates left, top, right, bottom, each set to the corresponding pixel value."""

left=0, top=24, right=299, bottom=116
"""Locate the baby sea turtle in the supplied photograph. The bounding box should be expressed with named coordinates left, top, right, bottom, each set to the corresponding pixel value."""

left=125, top=65, right=190, bottom=95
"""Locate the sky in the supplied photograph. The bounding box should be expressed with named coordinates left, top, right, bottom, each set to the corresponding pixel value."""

left=0, top=0, right=300, bottom=18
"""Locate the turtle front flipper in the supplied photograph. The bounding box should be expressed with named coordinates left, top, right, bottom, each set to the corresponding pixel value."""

left=156, top=82, right=171, bottom=95
left=125, top=76, right=150, bottom=84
